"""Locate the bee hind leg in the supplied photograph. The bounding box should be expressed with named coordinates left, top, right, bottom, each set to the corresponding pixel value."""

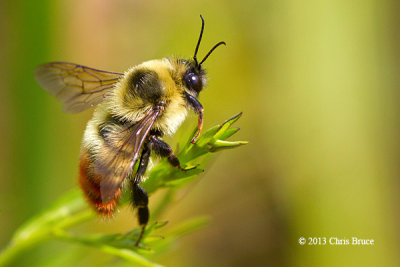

left=149, top=135, right=195, bottom=171
left=131, top=144, right=151, bottom=246
left=132, top=183, right=149, bottom=247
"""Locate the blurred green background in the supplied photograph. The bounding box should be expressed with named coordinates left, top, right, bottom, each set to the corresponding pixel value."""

left=1, top=0, right=400, bottom=266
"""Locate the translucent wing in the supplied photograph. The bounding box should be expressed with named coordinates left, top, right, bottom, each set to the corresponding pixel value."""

left=95, top=106, right=164, bottom=204
left=34, top=62, right=123, bottom=113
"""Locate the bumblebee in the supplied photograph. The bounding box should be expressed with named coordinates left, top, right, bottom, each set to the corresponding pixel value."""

left=35, top=15, right=225, bottom=245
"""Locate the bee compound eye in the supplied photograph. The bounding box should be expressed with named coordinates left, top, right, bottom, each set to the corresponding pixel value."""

left=185, top=73, right=202, bottom=92
left=189, top=74, right=199, bottom=84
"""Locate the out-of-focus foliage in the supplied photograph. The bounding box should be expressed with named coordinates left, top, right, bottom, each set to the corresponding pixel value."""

left=0, top=0, right=399, bottom=266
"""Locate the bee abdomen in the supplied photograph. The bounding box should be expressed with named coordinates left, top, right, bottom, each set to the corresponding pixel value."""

left=78, top=148, right=121, bottom=216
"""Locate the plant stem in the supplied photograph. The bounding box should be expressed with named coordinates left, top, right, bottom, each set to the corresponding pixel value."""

left=52, top=230, right=162, bottom=267
left=0, top=209, right=94, bottom=266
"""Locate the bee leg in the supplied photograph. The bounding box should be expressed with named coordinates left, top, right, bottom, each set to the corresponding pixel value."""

left=184, top=92, right=204, bottom=144
left=149, top=135, right=195, bottom=171
left=131, top=144, right=151, bottom=246
left=132, top=183, right=149, bottom=247
left=133, top=144, right=151, bottom=184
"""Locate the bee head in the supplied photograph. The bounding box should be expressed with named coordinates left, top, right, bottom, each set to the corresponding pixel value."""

left=185, top=15, right=225, bottom=94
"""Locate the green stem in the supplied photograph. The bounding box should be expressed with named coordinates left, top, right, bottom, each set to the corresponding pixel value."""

left=0, top=208, right=94, bottom=266
left=52, top=230, right=162, bottom=267
left=0, top=238, right=39, bottom=267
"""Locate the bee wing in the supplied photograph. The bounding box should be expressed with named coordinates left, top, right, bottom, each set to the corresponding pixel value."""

left=95, top=107, right=163, bottom=204
left=35, top=62, right=123, bottom=113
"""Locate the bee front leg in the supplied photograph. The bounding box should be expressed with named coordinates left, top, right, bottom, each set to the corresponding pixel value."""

left=184, top=92, right=204, bottom=144
left=130, top=144, right=151, bottom=246
left=149, top=135, right=195, bottom=171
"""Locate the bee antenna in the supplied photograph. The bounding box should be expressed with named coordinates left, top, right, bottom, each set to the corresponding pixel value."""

left=193, top=15, right=205, bottom=67
left=199, top=41, right=226, bottom=66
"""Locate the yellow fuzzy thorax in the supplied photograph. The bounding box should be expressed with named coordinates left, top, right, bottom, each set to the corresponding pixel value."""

left=100, top=58, right=189, bottom=136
